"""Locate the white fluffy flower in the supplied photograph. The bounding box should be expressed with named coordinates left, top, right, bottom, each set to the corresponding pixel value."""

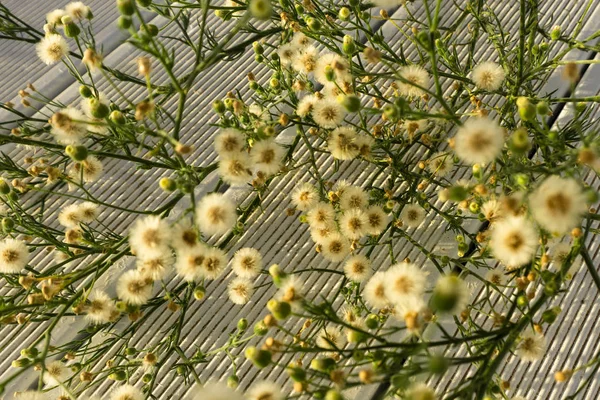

left=328, top=127, right=360, bottom=160
left=277, top=43, right=297, bottom=66
left=50, top=107, right=88, bottom=144
left=316, top=327, right=345, bottom=350
left=364, top=271, right=390, bottom=309
left=246, top=381, right=283, bottom=400
left=170, top=220, right=199, bottom=252
left=291, top=183, right=319, bottom=211
left=116, top=269, right=153, bottom=305
left=385, top=262, right=428, bottom=305
left=314, top=53, right=351, bottom=86
left=85, top=290, right=117, bottom=325
left=291, top=32, right=311, bottom=48
left=231, top=247, right=262, bottom=278
left=66, top=2, right=90, bottom=19
left=69, top=156, right=104, bottom=183
left=454, top=117, right=504, bottom=164
left=472, top=61, right=506, bottom=91
left=46, top=9, right=67, bottom=26
left=110, top=384, right=144, bottom=400
left=129, top=215, right=172, bottom=258
left=339, top=208, right=368, bottom=240
left=196, top=193, right=237, bottom=236
left=486, top=266, right=507, bottom=287
left=432, top=275, right=470, bottom=315
left=516, top=331, right=546, bottom=362
left=427, top=152, right=454, bottom=177
left=296, top=94, right=317, bottom=117
left=137, top=252, right=174, bottom=281
left=490, top=216, right=539, bottom=268
left=309, top=223, right=338, bottom=244
left=228, top=277, right=254, bottom=304
left=365, top=205, right=389, bottom=235
left=36, top=34, right=69, bottom=65
left=292, top=46, right=319, bottom=75
left=339, top=185, right=368, bottom=211
left=320, top=232, right=350, bottom=262
left=192, top=382, right=244, bottom=400
left=43, top=360, right=69, bottom=386
left=218, top=152, right=252, bottom=185
left=175, top=243, right=208, bottom=282
left=250, top=139, right=285, bottom=176
left=0, top=238, right=29, bottom=273
left=306, top=202, right=336, bottom=229
left=214, top=128, right=245, bottom=155
left=529, top=175, right=587, bottom=234
left=343, top=254, right=372, bottom=282
left=397, top=65, right=430, bottom=97
left=312, top=98, right=346, bottom=129
left=200, top=247, right=228, bottom=280
left=400, top=204, right=426, bottom=228
left=481, top=199, right=503, bottom=222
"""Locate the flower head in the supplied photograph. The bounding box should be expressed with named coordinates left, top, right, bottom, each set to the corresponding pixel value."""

left=339, top=208, right=368, bottom=240
left=384, top=262, right=428, bottom=305
left=364, top=271, right=390, bottom=309
left=129, top=215, right=172, bottom=258
left=214, top=128, right=245, bottom=155
left=343, top=254, right=372, bottom=282
left=196, top=193, right=237, bottom=236
left=312, top=98, right=346, bottom=129
left=397, top=65, right=430, bottom=97
left=228, top=277, right=254, bottom=304
left=328, top=127, right=360, bottom=160
left=36, top=34, right=68, bottom=65
left=110, top=384, right=144, bottom=400
left=250, top=139, right=285, bottom=176
left=472, top=61, right=506, bottom=91
left=43, top=360, right=70, bottom=386
left=454, top=117, right=504, bottom=164
left=490, top=216, right=539, bottom=268
left=116, top=269, right=153, bottom=305
left=320, top=232, right=350, bottom=262
left=0, top=238, right=29, bottom=273
left=529, top=175, right=587, bottom=234
left=291, top=183, right=319, bottom=211
left=400, top=204, right=426, bottom=228
left=231, top=247, right=262, bottom=278
left=85, top=290, right=117, bottom=325
left=516, top=331, right=546, bottom=362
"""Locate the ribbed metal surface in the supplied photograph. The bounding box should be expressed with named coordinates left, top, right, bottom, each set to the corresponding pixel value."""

left=0, top=1, right=599, bottom=399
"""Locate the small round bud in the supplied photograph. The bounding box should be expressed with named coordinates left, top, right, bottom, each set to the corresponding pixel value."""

left=536, top=101, right=550, bottom=115
left=89, top=98, right=110, bottom=119
left=227, top=374, right=239, bottom=388
left=310, top=357, right=336, bottom=372
left=287, top=366, right=306, bottom=382
left=193, top=286, right=206, bottom=301
left=110, top=110, right=126, bottom=125
left=307, top=17, right=322, bottom=31
left=428, top=354, right=448, bottom=375
left=325, top=390, right=344, bottom=400
left=237, top=318, right=248, bottom=331
left=339, top=7, right=351, bottom=20
left=64, top=20, right=81, bottom=38
left=365, top=314, right=379, bottom=329
left=137, top=0, right=152, bottom=6
left=137, top=57, right=152, bottom=76
left=249, top=0, right=272, bottom=19
left=109, top=370, right=127, bottom=381
left=550, top=25, right=561, bottom=40
left=266, top=299, right=292, bottom=320
left=159, top=177, right=177, bottom=192
left=2, top=217, right=15, bottom=232
left=65, top=145, right=89, bottom=162
left=212, top=99, right=226, bottom=114
left=339, top=95, right=361, bottom=113
left=245, top=346, right=272, bottom=369
left=0, top=179, right=10, bottom=195
left=254, top=321, right=269, bottom=336
left=517, top=97, right=536, bottom=121
left=117, top=16, right=133, bottom=29
left=342, top=35, right=356, bottom=55
left=79, top=85, right=93, bottom=98
left=117, top=0, right=135, bottom=16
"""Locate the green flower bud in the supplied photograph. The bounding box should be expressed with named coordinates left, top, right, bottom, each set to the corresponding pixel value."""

left=447, top=185, right=468, bottom=202
left=159, top=177, right=177, bottom=192
left=428, top=354, right=448, bottom=375
left=2, top=217, right=14, bottom=233
left=457, top=241, right=469, bottom=257
left=20, top=347, right=38, bottom=359
left=325, top=390, right=344, bottom=400
left=310, top=357, right=336, bottom=372
left=286, top=366, right=306, bottom=382
left=510, top=127, right=530, bottom=154
left=110, top=110, right=126, bottom=125
left=237, top=318, right=248, bottom=331
left=79, top=85, right=93, bottom=98
left=117, top=0, right=135, bottom=16
left=212, top=99, right=226, bottom=114
left=215, top=9, right=230, bottom=20
left=176, top=365, right=186, bottom=375
left=536, top=101, right=550, bottom=115
left=431, top=275, right=466, bottom=313
left=269, top=78, right=280, bottom=89
left=586, top=188, right=599, bottom=204
left=383, top=104, right=399, bottom=121
left=514, top=173, right=529, bottom=188
left=342, top=35, right=356, bottom=55
left=142, top=373, right=152, bottom=383
left=253, top=321, right=268, bottom=336
left=224, top=98, right=234, bottom=110
left=544, top=280, right=559, bottom=296
left=252, top=41, right=264, bottom=54
left=227, top=374, right=239, bottom=388
left=339, top=7, right=351, bottom=20
left=365, top=314, right=379, bottom=329
left=307, top=17, right=322, bottom=31
left=269, top=264, right=287, bottom=287
left=550, top=25, right=561, bottom=40
left=517, top=295, right=528, bottom=307
left=472, top=163, right=482, bottom=179
left=137, top=0, right=152, bottom=6
left=339, top=95, right=361, bottom=113
left=517, top=97, right=536, bottom=121
left=468, top=202, right=480, bottom=214
left=417, top=30, right=431, bottom=49
left=117, top=16, right=133, bottom=29
left=541, top=306, right=561, bottom=324
left=249, top=0, right=272, bottom=19
left=65, top=145, right=89, bottom=162
left=245, top=346, right=272, bottom=369
left=193, top=286, right=206, bottom=301
left=347, top=328, right=367, bottom=343
left=125, top=347, right=137, bottom=355
left=540, top=42, right=549, bottom=52
left=267, top=299, right=292, bottom=320
left=575, top=102, right=586, bottom=113
left=109, top=370, right=127, bottom=381
left=0, top=179, right=10, bottom=195
left=249, top=81, right=259, bottom=91
left=11, top=358, right=31, bottom=368
left=64, top=21, right=81, bottom=38
left=324, top=65, right=335, bottom=82
left=142, top=24, right=159, bottom=37
left=89, top=98, right=110, bottom=119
